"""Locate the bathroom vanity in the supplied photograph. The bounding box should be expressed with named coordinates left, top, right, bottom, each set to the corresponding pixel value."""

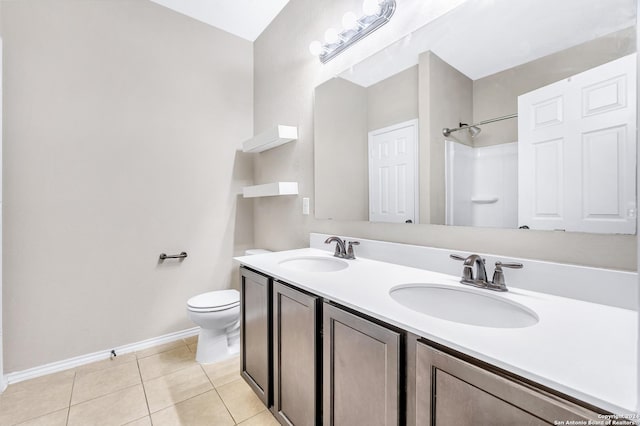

left=235, top=237, right=637, bottom=425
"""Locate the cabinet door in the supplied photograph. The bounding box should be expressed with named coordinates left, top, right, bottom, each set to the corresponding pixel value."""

left=323, top=302, right=401, bottom=426
left=240, top=267, right=271, bottom=406
left=415, top=341, right=602, bottom=425
left=273, top=282, right=320, bottom=426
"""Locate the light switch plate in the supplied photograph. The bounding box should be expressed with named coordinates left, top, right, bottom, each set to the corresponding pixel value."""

left=302, top=197, right=310, bottom=215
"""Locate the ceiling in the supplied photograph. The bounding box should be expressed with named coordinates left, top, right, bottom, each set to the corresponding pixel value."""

left=148, top=0, right=636, bottom=83
left=341, top=0, right=636, bottom=86
left=150, top=0, right=290, bottom=41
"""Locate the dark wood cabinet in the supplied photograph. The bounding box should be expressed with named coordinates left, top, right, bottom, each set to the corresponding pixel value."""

left=240, top=267, right=271, bottom=406
left=414, top=341, right=602, bottom=426
left=239, top=267, right=608, bottom=426
left=323, top=302, right=401, bottom=426
left=272, top=282, right=321, bottom=426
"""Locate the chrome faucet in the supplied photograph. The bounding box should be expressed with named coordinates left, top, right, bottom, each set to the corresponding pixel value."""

left=325, top=236, right=347, bottom=258
left=450, top=254, right=487, bottom=287
left=325, top=237, right=360, bottom=259
left=450, top=254, right=523, bottom=292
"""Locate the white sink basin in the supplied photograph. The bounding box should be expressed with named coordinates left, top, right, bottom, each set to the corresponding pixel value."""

left=278, top=256, right=349, bottom=272
left=390, top=284, right=538, bottom=328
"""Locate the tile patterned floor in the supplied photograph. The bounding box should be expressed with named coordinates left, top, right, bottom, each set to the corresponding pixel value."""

left=0, top=337, right=279, bottom=426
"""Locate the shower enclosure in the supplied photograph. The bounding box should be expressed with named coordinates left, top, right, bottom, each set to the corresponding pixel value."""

left=445, top=141, right=518, bottom=228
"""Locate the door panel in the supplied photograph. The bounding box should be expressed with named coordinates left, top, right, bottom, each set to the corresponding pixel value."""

left=518, top=53, right=636, bottom=233
left=273, top=282, right=319, bottom=426
left=323, top=303, right=401, bottom=426
left=240, top=267, right=271, bottom=406
left=369, top=120, right=419, bottom=223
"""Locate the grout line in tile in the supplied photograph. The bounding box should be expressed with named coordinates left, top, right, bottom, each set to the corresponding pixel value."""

left=65, top=371, right=77, bottom=426
left=68, top=364, right=143, bottom=408
left=136, top=359, right=152, bottom=418
left=145, top=378, right=213, bottom=415
left=5, top=371, right=77, bottom=426
left=123, top=415, right=150, bottom=426
left=241, top=409, right=274, bottom=425
left=216, top=386, right=243, bottom=425
left=135, top=341, right=189, bottom=360
left=201, top=364, right=238, bottom=424
left=144, top=387, right=228, bottom=422
left=66, top=382, right=142, bottom=414
left=140, top=361, right=198, bottom=384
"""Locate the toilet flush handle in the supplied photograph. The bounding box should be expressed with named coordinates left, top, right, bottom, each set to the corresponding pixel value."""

left=159, top=252, right=188, bottom=260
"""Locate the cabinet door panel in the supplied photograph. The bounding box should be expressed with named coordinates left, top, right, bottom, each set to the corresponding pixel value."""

left=323, top=303, right=400, bottom=426
left=434, top=370, right=547, bottom=426
left=273, top=282, right=319, bottom=426
left=240, top=267, right=271, bottom=406
left=415, top=341, right=602, bottom=425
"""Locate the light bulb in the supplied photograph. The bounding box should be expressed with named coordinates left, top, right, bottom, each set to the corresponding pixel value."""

left=308, top=40, right=323, bottom=56
left=342, top=11, right=359, bottom=31
left=362, top=0, right=381, bottom=15
left=324, top=27, right=340, bottom=44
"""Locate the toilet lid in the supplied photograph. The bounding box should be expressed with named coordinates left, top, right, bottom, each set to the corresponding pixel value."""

left=187, top=289, right=239, bottom=310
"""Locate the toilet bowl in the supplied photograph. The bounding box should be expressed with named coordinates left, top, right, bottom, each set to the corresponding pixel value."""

left=187, top=249, right=271, bottom=364
left=186, top=289, right=240, bottom=364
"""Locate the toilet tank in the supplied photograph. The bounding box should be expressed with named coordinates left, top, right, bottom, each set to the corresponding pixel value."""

left=245, top=249, right=271, bottom=256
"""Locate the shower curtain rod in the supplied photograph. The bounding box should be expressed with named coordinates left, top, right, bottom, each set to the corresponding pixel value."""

left=442, top=113, right=518, bottom=137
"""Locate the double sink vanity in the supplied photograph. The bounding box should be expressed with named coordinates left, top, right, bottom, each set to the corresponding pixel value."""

left=236, top=1, right=639, bottom=423
left=234, top=234, right=637, bottom=425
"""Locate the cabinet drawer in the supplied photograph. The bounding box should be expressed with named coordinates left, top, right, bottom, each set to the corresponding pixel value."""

left=415, top=341, right=603, bottom=425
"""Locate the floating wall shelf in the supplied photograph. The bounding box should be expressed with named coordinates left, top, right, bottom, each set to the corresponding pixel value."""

left=242, top=125, right=298, bottom=153
left=242, top=182, right=299, bottom=198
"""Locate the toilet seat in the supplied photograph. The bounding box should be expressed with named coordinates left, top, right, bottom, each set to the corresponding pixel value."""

left=187, top=290, right=240, bottom=313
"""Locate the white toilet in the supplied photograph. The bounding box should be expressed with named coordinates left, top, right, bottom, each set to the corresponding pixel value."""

left=187, top=249, right=270, bottom=364
left=187, top=289, right=240, bottom=364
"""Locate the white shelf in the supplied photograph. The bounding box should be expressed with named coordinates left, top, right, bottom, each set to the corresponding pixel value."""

left=242, top=182, right=299, bottom=198
left=242, top=125, right=298, bottom=153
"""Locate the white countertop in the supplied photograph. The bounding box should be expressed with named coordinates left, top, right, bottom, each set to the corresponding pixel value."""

left=235, top=248, right=638, bottom=415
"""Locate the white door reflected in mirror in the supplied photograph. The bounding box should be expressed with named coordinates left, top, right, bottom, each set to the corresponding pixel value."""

left=518, top=54, right=637, bottom=234
left=368, top=120, right=419, bottom=223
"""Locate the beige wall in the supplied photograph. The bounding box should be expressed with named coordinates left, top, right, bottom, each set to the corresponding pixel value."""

left=253, top=0, right=636, bottom=272
left=421, top=52, right=473, bottom=225
left=473, top=26, right=636, bottom=147
left=314, top=67, right=418, bottom=221
left=314, top=78, right=368, bottom=221
left=367, top=66, right=418, bottom=131
left=2, top=0, right=253, bottom=372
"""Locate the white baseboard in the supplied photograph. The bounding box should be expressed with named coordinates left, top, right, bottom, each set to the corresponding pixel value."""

left=3, top=327, right=199, bottom=387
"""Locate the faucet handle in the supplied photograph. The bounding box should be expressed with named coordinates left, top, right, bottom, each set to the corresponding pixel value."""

left=346, top=241, right=360, bottom=259
left=495, top=262, right=523, bottom=269
left=489, top=261, right=523, bottom=291
left=449, top=254, right=467, bottom=261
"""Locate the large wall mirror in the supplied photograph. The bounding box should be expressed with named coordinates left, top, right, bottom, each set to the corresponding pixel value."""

left=314, top=0, right=637, bottom=235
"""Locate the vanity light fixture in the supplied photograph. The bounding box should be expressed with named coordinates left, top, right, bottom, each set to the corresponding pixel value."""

left=309, top=0, right=396, bottom=64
